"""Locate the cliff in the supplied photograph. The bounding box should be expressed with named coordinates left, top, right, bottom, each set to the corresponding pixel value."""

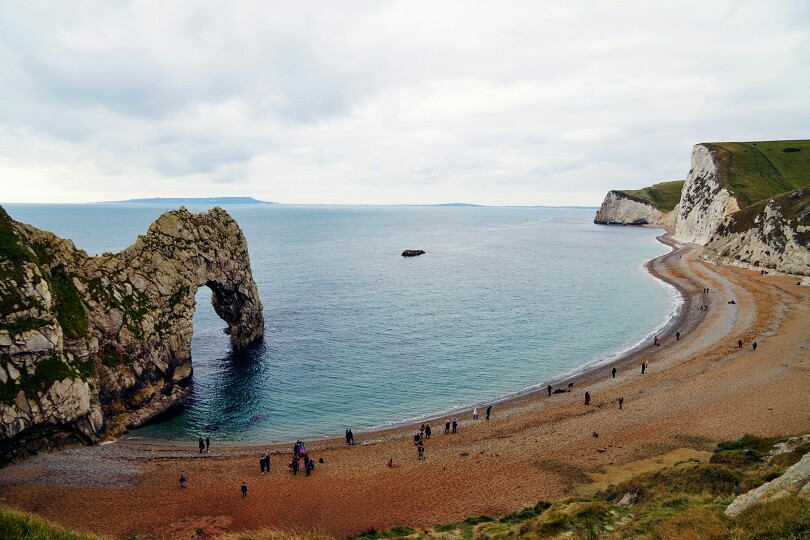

left=596, top=139, right=809, bottom=275
left=593, top=187, right=682, bottom=227
left=674, top=144, right=741, bottom=244
left=0, top=206, right=264, bottom=462
left=703, top=187, right=810, bottom=276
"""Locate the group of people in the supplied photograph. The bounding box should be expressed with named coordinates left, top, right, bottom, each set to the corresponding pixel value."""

left=471, top=406, right=492, bottom=420
left=197, top=436, right=210, bottom=453
left=289, top=439, right=317, bottom=476
left=259, top=451, right=271, bottom=473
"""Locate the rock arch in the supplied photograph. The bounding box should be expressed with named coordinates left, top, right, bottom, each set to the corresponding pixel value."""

left=0, top=206, right=264, bottom=461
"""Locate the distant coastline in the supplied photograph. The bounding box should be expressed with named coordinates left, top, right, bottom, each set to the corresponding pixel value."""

left=98, top=196, right=277, bottom=205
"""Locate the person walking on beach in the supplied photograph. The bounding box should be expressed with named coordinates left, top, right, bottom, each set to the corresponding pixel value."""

left=425, top=424, right=431, bottom=439
left=305, top=457, right=315, bottom=476
left=611, top=367, right=616, bottom=379
left=641, top=362, right=647, bottom=374
left=486, top=405, right=492, bottom=420
left=473, top=407, right=478, bottom=420
left=179, top=472, right=186, bottom=488
left=420, top=424, right=425, bottom=438
left=752, top=341, right=758, bottom=351
left=452, top=417, right=458, bottom=433
left=445, top=420, right=451, bottom=434
left=241, top=482, right=248, bottom=498
left=676, top=331, right=680, bottom=341
left=260, top=453, right=266, bottom=474
left=205, top=436, right=210, bottom=452
left=388, top=457, right=394, bottom=468
left=290, top=456, right=300, bottom=475
left=417, top=441, right=425, bottom=461
left=738, top=339, right=743, bottom=348
left=198, top=436, right=205, bottom=454
left=584, top=391, right=591, bottom=406
left=547, top=385, right=552, bottom=396
left=619, top=397, right=624, bottom=410
left=654, top=336, right=659, bottom=346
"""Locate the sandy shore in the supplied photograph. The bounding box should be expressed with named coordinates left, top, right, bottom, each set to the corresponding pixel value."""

left=1, top=233, right=808, bottom=539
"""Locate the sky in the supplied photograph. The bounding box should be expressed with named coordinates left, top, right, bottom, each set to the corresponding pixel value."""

left=0, top=1, right=808, bottom=206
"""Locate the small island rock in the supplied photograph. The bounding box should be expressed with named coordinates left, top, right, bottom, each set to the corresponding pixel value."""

left=401, top=250, right=425, bottom=257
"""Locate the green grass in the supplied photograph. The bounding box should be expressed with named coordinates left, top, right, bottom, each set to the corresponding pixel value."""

left=351, top=526, right=417, bottom=539
left=617, top=180, right=685, bottom=212
left=0, top=505, right=103, bottom=540
left=705, top=140, right=810, bottom=207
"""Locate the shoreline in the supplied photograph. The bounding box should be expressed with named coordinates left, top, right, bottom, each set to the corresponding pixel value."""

left=1, top=232, right=808, bottom=539
left=127, top=229, right=687, bottom=448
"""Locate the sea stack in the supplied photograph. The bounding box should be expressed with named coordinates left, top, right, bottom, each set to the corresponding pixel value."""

left=0, top=206, right=264, bottom=463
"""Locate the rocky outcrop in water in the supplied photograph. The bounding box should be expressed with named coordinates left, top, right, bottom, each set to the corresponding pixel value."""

left=402, top=250, right=425, bottom=257
left=0, top=206, right=264, bottom=463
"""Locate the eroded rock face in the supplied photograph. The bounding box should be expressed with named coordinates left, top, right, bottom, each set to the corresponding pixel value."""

left=703, top=188, right=810, bottom=276
left=675, top=144, right=740, bottom=245
left=593, top=191, right=676, bottom=227
left=726, top=451, right=810, bottom=516
left=0, top=206, right=264, bottom=462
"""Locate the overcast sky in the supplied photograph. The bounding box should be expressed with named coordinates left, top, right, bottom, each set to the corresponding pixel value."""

left=0, top=1, right=808, bottom=205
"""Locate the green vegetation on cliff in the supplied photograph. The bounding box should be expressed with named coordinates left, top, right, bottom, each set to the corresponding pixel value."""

left=617, top=180, right=685, bottom=212
left=0, top=355, right=82, bottom=406
left=706, top=140, right=810, bottom=207
left=715, top=186, right=810, bottom=246
left=48, top=265, right=89, bottom=340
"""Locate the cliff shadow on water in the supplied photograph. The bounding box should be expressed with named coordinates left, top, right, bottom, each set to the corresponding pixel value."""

left=137, top=335, right=268, bottom=436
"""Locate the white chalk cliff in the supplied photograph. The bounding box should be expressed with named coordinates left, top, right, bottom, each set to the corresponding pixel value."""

left=674, top=144, right=740, bottom=244
left=593, top=191, right=676, bottom=227
left=595, top=142, right=809, bottom=276
left=703, top=188, right=810, bottom=276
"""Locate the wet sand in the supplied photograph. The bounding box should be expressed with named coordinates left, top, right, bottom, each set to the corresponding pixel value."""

left=1, top=233, right=808, bottom=539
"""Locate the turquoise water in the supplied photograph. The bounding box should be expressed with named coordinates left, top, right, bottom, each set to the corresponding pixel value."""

left=4, top=204, right=676, bottom=442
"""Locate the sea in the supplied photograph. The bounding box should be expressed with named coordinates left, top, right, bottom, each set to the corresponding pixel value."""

left=3, top=204, right=678, bottom=443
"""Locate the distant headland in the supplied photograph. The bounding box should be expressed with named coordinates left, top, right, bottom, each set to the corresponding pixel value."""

left=99, top=196, right=276, bottom=205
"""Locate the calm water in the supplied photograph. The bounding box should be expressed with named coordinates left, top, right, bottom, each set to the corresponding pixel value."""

left=4, top=204, right=677, bottom=442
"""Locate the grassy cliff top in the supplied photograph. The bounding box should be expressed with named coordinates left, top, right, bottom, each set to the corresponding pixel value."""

left=616, top=180, right=685, bottom=212
left=705, top=140, right=810, bottom=207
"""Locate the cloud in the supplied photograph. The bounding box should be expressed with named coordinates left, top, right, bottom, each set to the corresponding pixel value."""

left=0, top=0, right=808, bottom=204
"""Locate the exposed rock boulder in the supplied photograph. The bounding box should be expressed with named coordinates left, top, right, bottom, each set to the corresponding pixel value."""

left=675, top=144, right=741, bottom=244
left=767, top=434, right=810, bottom=463
left=725, top=451, right=810, bottom=516
left=0, top=206, right=264, bottom=463
left=402, top=250, right=425, bottom=257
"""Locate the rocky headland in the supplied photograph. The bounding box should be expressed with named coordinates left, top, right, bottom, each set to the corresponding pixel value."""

left=0, top=206, right=264, bottom=463
left=595, top=140, right=810, bottom=277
